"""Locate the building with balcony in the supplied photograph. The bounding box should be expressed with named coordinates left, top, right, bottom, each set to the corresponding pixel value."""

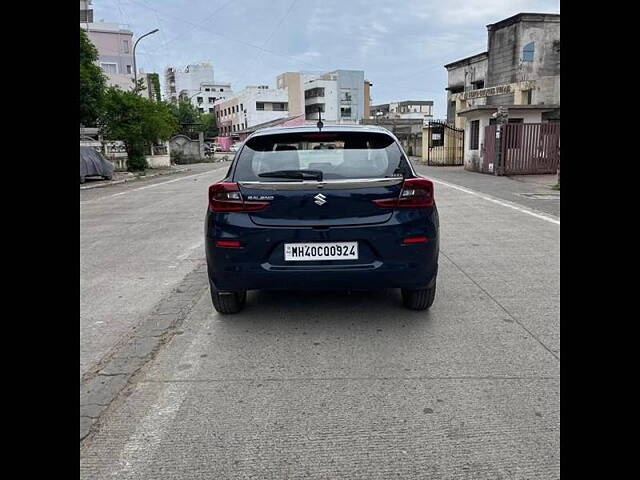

left=213, top=86, right=289, bottom=137
left=444, top=12, right=560, bottom=172
left=370, top=100, right=433, bottom=122
left=277, top=70, right=370, bottom=124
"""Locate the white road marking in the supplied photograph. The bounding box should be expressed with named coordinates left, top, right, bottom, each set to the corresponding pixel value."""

left=430, top=178, right=560, bottom=225
left=81, top=167, right=227, bottom=204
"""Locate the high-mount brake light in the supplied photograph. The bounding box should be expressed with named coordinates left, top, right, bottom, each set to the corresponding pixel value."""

left=373, top=178, right=434, bottom=208
left=208, top=182, right=269, bottom=212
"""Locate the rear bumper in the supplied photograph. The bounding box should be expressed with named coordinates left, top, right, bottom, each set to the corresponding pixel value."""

left=205, top=208, right=439, bottom=292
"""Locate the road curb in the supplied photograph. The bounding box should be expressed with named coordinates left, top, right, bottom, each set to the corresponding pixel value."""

left=80, top=167, right=191, bottom=190
left=80, top=263, right=210, bottom=443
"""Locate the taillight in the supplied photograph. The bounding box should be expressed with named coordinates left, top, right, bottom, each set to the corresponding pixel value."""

left=373, top=178, right=434, bottom=208
left=403, top=236, right=428, bottom=244
left=215, top=240, right=241, bottom=248
left=208, top=182, right=269, bottom=212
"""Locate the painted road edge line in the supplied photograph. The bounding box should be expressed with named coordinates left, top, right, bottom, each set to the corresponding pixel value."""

left=431, top=178, right=560, bottom=225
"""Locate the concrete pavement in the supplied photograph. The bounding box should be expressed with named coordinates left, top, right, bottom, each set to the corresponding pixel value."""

left=80, top=162, right=231, bottom=382
left=80, top=162, right=559, bottom=478
left=412, top=161, right=560, bottom=218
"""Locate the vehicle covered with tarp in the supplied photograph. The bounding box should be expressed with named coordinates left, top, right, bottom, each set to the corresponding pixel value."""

left=80, top=146, right=114, bottom=183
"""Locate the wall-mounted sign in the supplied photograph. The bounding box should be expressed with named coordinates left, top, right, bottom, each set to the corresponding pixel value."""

left=451, top=81, right=536, bottom=101
left=462, top=84, right=512, bottom=100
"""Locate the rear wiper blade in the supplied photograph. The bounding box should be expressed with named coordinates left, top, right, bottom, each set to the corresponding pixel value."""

left=258, top=169, right=323, bottom=181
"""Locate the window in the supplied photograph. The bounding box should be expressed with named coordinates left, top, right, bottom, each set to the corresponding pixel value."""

left=122, top=40, right=130, bottom=53
left=256, top=102, right=265, bottom=111
left=522, top=42, right=534, bottom=62
left=341, top=107, right=352, bottom=118
left=220, top=88, right=224, bottom=92
left=197, top=97, right=203, bottom=104
left=205, top=88, right=210, bottom=92
left=340, top=89, right=352, bottom=102
left=273, top=103, right=286, bottom=111
left=100, top=63, right=117, bottom=74
left=470, top=120, right=480, bottom=150
left=126, top=65, right=132, bottom=74
left=198, top=107, right=204, bottom=113
left=234, top=131, right=411, bottom=182
left=209, top=108, right=214, bottom=113
left=305, top=87, right=325, bottom=99
left=240, top=103, right=243, bottom=112
left=526, top=89, right=533, bottom=105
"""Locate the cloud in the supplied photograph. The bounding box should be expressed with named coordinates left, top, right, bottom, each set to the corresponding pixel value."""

left=92, top=0, right=560, bottom=118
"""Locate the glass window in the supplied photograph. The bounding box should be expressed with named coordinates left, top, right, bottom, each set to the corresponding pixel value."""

left=256, top=102, right=265, bottom=111
left=100, top=63, right=117, bottom=74
left=522, top=42, right=534, bottom=62
left=126, top=65, right=132, bottom=74
left=122, top=40, right=130, bottom=53
left=234, top=131, right=411, bottom=181
left=197, top=97, right=203, bottom=104
left=341, top=107, right=352, bottom=118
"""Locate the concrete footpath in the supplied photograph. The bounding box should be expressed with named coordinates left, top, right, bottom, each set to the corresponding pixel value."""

left=410, top=159, right=560, bottom=218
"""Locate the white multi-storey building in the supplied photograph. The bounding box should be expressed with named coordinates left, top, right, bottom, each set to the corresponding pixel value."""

left=278, top=70, right=370, bottom=124
left=164, top=63, right=233, bottom=110
left=214, top=86, right=289, bottom=137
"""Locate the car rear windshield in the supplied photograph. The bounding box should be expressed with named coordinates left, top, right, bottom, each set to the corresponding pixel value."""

left=233, top=131, right=412, bottom=181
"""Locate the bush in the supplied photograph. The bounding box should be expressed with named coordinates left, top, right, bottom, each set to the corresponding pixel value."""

left=127, top=151, right=148, bottom=171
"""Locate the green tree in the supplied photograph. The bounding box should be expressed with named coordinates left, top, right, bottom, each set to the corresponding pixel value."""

left=99, top=87, right=179, bottom=171
left=200, top=113, right=218, bottom=138
left=80, top=29, right=107, bottom=126
left=168, top=100, right=201, bottom=125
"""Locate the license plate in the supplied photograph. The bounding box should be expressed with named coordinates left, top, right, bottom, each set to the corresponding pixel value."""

left=284, top=242, right=358, bottom=261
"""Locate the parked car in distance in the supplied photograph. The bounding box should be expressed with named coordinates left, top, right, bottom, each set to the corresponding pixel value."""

left=205, top=125, right=439, bottom=314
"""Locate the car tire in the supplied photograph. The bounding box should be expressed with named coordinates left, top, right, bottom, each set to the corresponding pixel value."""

left=401, top=283, right=436, bottom=310
left=104, top=175, right=113, bottom=181
left=210, top=284, right=246, bottom=314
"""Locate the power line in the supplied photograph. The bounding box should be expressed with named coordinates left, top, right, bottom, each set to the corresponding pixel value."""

left=124, top=0, right=329, bottom=71
left=263, top=0, right=299, bottom=47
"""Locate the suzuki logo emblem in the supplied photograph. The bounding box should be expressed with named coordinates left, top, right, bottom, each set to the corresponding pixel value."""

left=314, top=193, right=327, bottom=206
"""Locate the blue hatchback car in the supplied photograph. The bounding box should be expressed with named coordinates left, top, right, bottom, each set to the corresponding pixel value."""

left=205, top=125, right=439, bottom=313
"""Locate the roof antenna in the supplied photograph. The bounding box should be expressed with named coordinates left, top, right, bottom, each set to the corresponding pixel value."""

left=317, top=107, right=323, bottom=131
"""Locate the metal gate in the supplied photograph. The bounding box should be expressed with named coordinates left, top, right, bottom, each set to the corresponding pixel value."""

left=426, top=121, right=464, bottom=166
left=482, top=122, right=560, bottom=175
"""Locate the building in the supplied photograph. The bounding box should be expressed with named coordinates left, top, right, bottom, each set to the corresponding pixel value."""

left=445, top=52, right=489, bottom=125
left=277, top=70, right=370, bottom=124
left=444, top=12, right=560, bottom=171
left=235, top=114, right=306, bottom=142
left=370, top=101, right=433, bottom=122
left=80, top=1, right=158, bottom=95
left=213, top=86, right=289, bottom=137
left=164, top=63, right=233, bottom=110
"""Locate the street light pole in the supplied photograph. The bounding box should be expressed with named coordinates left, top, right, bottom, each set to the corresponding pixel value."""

left=132, top=28, right=159, bottom=88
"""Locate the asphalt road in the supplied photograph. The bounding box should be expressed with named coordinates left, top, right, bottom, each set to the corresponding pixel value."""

left=80, top=161, right=559, bottom=479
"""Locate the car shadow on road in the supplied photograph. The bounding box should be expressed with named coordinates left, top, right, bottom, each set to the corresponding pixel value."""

left=216, top=288, right=434, bottom=327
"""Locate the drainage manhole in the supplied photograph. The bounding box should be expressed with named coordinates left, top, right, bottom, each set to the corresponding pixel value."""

left=519, top=193, right=560, bottom=200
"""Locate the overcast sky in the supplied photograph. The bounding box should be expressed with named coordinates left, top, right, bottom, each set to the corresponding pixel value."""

left=92, top=0, right=559, bottom=118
